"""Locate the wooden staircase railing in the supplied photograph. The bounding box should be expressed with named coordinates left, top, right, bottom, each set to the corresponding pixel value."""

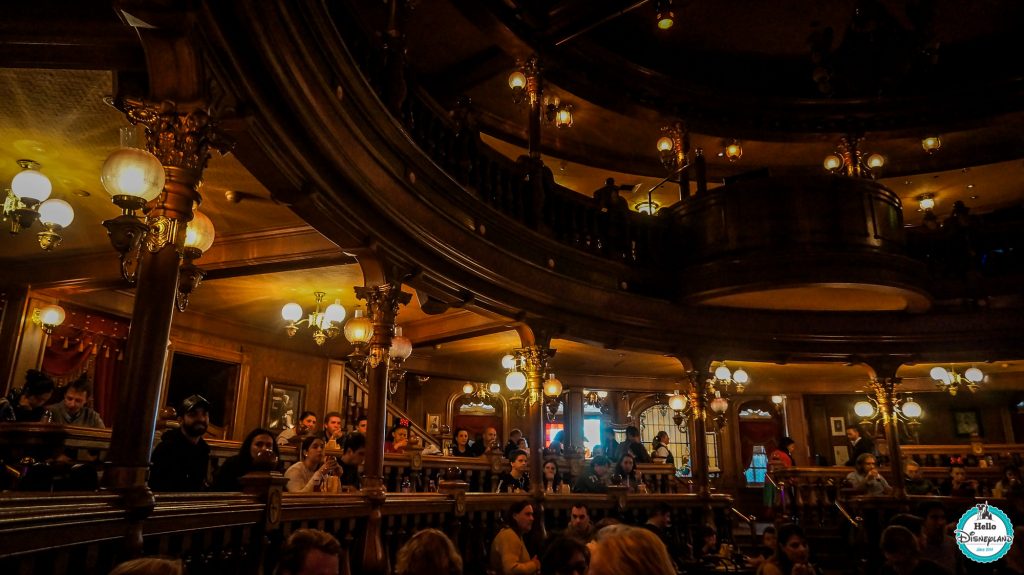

left=339, top=365, right=440, bottom=448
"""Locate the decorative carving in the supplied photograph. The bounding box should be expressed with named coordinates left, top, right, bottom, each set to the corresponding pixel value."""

left=115, top=98, right=234, bottom=174
left=145, top=216, right=179, bottom=254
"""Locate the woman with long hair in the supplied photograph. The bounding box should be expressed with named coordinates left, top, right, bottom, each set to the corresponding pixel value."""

left=542, top=458, right=562, bottom=493
left=757, top=524, right=816, bottom=575
left=490, top=499, right=540, bottom=574
left=614, top=453, right=644, bottom=492
left=589, top=526, right=675, bottom=575
left=451, top=428, right=475, bottom=457
left=284, top=435, right=339, bottom=492
left=212, top=427, right=280, bottom=491
left=395, top=528, right=463, bottom=575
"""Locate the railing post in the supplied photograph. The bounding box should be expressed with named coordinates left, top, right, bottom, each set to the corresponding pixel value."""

left=355, top=282, right=411, bottom=575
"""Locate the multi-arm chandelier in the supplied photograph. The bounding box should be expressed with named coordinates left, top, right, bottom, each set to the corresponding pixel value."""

left=930, top=365, right=985, bottom=396
left=281, top=292, right=346, bottom=346
left=3, top=160, right=76, bottom=250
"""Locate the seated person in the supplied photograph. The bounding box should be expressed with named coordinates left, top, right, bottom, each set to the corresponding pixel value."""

left=573, top=456, right=611, bottom=493
left=490, top=500, right=540, bottom=575
left=503, top=429, right=523, bottom=459
left=880, top=525, right=952, bottom=575
left=338, top=432, right=366, bottom=490
left=904, top=460, right=937, bottom=495
left=496, top=449, right=530, bottom=493
left=758, top=524, right=817, bottom=575
left=541, top=536, right=590, bottom=575
left=542, top=458, right=563, bottom=493
left=47, top=373, right=104, bottom=428
left=277, top=411, right=317, bottom=446
left=938, top=463, right=977, bottom=497
left=516, top=436, right=530, bottom=456
left=385, top=425, right=410, bottom=454
left=212, top=428, right=279, bottom=491
left=994, top=464, right=1022, bottom=498
left=845, top=453, right=892, bottom=496
left=450, top=427, right=476, bottom=457
left=0, top=369, right=55, bottom=422
left=613, top=453, right=644, bottom=493
left=275, top=529, right=341, bottom=575
left=565, top=503, right=595, bottom=542
left=150, top=395, right=211, bottom=492
left=697, top=525, right=720, bottom=560
left=640, top=503, right=674, bottom=549
left=745, top=525, right=776, bottom=569
left=320, top=412, right=344, bottom=446
left=284, top=435, right=338, bottom=492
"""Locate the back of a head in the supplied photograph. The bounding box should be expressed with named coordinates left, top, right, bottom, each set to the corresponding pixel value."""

left=881, top=525, right=920, bottom=556
left=589, top=526, right=674, bottom=575
left=276, top=529, right=341, bottom=575
left=343, top=431, right=366, bottom=452
left=395, top=528, right=463, bottom=575
left=109, top=558, right=183, bottom=575
left=541, top=536, right=590, bottom=575
left=23, top=369, right=55, bottom=397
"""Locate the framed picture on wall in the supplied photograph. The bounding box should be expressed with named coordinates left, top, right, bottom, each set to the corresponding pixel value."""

left=833, top=446, right=850, bottom=466
left=263, top=379, right=305, bottom=433
left=426, top=413, right=441, bottom=435
left=830, top=416, right=846, bottom=436
left=953, top=409, right=983, bottom=437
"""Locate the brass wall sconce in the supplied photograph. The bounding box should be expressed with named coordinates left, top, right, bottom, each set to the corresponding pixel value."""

left=31, top=304, right=66, bottom=334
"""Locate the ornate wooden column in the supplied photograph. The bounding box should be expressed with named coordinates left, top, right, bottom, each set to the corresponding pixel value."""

left=103, top=101, right=221, bottom=522
left=517, top=344, right=550, bottom=497
left=356, top=282, right=410, bottom=575
left=865, top=358, right=908, bottom=500
left=688, top=370, right=713, bottom=498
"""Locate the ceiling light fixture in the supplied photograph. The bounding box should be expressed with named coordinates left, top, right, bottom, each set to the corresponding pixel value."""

left=634, top=199, right=660, bottom=215
left=921, top=136, right=942, bottom=154
left=281, top=291, right=346, bottom=346
left=917, top=193, right=935, bottom=212
left=724, top=140, right=743, bottom=162
left=822, top=135, right=884, bottom=178
left=930, top=365, right=985, bottom=396
left=3, top=160, right=76, bottom=250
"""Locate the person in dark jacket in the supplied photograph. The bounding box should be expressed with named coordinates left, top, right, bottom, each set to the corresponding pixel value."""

left=212, top=427, right=279, bottom=491
left=844, top=425, right=875, bottom=466
left=0, top=369, right=55, bottom=422
left=149, top=395, right=212, bottom=492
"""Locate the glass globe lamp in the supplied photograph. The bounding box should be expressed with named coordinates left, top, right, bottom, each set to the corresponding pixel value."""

left=501, top=354, right=515, bottom=370
left=183, top=210, right=216, bottom=258
left=901, top=398, right=923, bottom=419
left=964, top=367, right=984, bottom=383
left=323, top=300, right=346, bottom=325
left=38, top=304, right=66, bottom=331
left=281, top=303, right=303, bottom=322
left=389, top=325, right=413, bottom=361
left=854, top=401, right=875, bottom=419
left=11, top=163, right=52, bottom=205
left=462, top=382, right=476, bottom=395
left=505, top=370, right=526, bottom=392
left=668, top=391, right=687, bottom=411
left=343, top=308, right=373, bottom=345
left=544, top=374, right=562, bottom=398
left=100, top=147, right=165, bottom=211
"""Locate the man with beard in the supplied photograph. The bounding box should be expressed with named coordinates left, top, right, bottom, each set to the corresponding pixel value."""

left=150, top=395, right=212, bottom=492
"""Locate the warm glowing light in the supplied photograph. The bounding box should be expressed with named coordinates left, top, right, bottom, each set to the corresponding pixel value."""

left=823, top=153, right=843, bottom=171
left=324, top=300, right=346, bottom=324
left=596, top=390, right=609, bottom=399
left=506, top=370, right=527, bottom=392
left=11, top=166, right=52, bottom=203
left=184, top=210, right=215, bottom=254
left=964, top=367, right=984, bottom=383
left=930, top=366, right=951, bottom=385
left=343, top=308, right=373, bottom=345
left=463, top=382, right=475, bottom=395
left=710, top=396, right=729, bottom=414
left=38, top=199, right=74, bottom=228
left=508, top=71, right=527, bottom=90
left=389, top=326, right=413, bottom=361
left=714, top=365, right=732, bottom=380
left=281, top=303, right=303, bottom=322
left=725, top=141, right=743, bottom=162
left=901, top=398, right=923, bottom=419
left=100, top=147, right=165, bottom=202
left=555, top=106, right=573, bottom=128
left=771, top=395, right=785, bottom=405
left=488, top=383, right=502, bottom=394
left=635, top=200, right=660, bottom=215
left=866, top=153, right=885, bottom=169
left=656, top=136, right=674, bottom=152
left=854, top=401, right=875, bottom=418
left=669, top=391, right=687, bottom=411
left=38, top=304, right=66, bottom=329
left=544, top=374, right=563, bottom=397
left=501, top=354, right=516, bottom=370
left=918, top=195, right=935, bottom=211
left=921, top=136, right=942, bottom=153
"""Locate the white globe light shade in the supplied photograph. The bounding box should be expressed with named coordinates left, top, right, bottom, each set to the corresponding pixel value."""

left=544, top=375, right=563, bottom=398
left=281, top=303, right=303, bottom=322
left=462, top=382, right=475, bottom=395
left=771, top=395, right=785, bottom=405
left=866, top=153, right=885, bottom=169
left=11, top=168, right=52, bottom=203
left=854, top=401, right=875, bottom=418
left=39, top=304, right=66, bottom=328
left=184, top=211, right=216, bottom=254
left=710, top=397, right=729, bottom=414
left=343, top=309, right=373, bottom=344
left=668, top=392, right=687, bottom=411
left=732, top=368, right=750, bottom=384
left=501, top=354, right=515, bottom=369
left=507, top=71, right=526, bottom=90
left=714, top=365, right=732, bottom=380
left=964, top=367, right=984, bottom=383
left=930, top=366, right=948, bottom=381
left=505, top=370, right=526, bottom=392
left=389, top=332, right=413, bottom=361
left=323, top=300, right=346, bottom=324
left=38, top=198, right=75, bottom=228
left=656, top=136, right=674, bottom=152
left=488, top=383, right=502, bottom=394
left=100, top=147, right=165, bottom=201
left=901, top=399, right=923, bottom=419
left=823, top=153, right=843, bottom=171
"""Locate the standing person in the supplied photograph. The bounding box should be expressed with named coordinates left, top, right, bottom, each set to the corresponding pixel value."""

left=651, top=431, right=674, bottom=465
left=395, top=528, right=464, bottom=575
left=770, top=437, right=796, bottom=468
left=844, top=425, right=875, bottom=466
left=47, top=374, right=104, bottom=428
left=451, top=428, right=476, bottom=457
left=588, top=526, right=675, bottom=575
left=0, top=369, right=55, bottom=422
left=320, top=412, right=344, bottom=446
left=212, top=428, right=279, bottom=491
left=277, top=411, right=317, bottom=446
left=616, top=426, right=651, bottom=463
left=542, top=458, right=562, bottom=493
left=150, top=395, right=211, bottom=492
left=284, top=436, right=339, bottom=492
left=547, top=430, right=566, bottom=456
left=274, top=529, right=341, bottom=575
left=757, top=524, right=817, bottom=575
left=490, top=500, right=541, bottom=575
left=497, top=450, right=531, bottom=493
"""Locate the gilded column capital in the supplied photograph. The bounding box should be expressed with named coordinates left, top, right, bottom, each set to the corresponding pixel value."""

left=355, top=283, right=412, bottom=368
left=115, top=98, right=234, bottom=178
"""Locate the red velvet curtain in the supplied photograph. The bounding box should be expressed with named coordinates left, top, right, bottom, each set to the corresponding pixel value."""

left=739, top=420, right=780, bottom=470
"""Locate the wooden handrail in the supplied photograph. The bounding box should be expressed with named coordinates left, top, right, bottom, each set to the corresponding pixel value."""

left=834, top=500, right=862, bottom=529
left=342, top=367, right=440, bottom=448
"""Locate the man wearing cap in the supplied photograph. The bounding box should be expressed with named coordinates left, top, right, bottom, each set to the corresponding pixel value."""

left=150, top=395, right=211, bottom=492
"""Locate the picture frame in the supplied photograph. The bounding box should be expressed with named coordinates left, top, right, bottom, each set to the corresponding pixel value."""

left=953, top=409, right=983, bottom=438
left=830, top=416, right=846, bottom=437
left=263, top=379, right=306, bottom=433
left=833, top=445, right=850, bottom=466
left=426, top=413, right=441, bottom=436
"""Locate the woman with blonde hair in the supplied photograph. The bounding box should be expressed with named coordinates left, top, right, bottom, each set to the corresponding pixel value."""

left=108, top=558, right=183, bottom=575
left=588, top=526, right=675, bottom=575
left=395, top=528, right=463, bottom=575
